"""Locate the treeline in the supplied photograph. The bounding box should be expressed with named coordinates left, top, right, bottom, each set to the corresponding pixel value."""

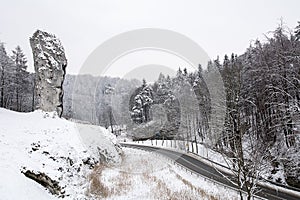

left=217, top=22, right=300, bottom=189
left=134, top=22, right=300, bottom=153
left=128, top=22, right=300, bottom=190
left=219, top=23, right=300, bottom=149
left=0, top=43, right=34, bottom=112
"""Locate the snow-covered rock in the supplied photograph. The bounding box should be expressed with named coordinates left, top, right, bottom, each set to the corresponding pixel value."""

left=30, top=30, right=67, bottom=117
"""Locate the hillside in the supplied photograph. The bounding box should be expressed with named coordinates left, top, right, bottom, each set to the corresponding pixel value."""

left=0, top=108, right=121, bottom=199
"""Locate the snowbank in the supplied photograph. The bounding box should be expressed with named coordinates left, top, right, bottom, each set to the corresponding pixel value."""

left=0, top=108, right=121, bottom=199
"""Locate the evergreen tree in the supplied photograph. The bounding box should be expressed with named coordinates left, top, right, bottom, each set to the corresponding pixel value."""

left=0, top=42, right=14, bottom=109
left=0, top=43, right=8, bottom=107
left=11, top=46, right=29, bottom=111
left=157, top=72, right=165, bottom=83
left=183, top=68, right=188, bottom=76
left=131, top=81, right=153, bottom=123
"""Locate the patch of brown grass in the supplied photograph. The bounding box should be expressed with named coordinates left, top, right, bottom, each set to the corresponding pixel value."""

left=175, top=173, right=214, bottom=200
left=142, top=169, right=205, bottom=200
left=87, top=164, right=109, bottom=198
left=87, top=163, right=133, bottom=198
left=86, top=158, right=233, bottom=200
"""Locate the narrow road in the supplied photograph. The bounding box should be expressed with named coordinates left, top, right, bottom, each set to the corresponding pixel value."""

left=121, top=143, right=300, bottom=200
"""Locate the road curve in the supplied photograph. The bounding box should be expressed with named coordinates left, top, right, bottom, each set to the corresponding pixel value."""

left=120, top=143, right=300, bottom=200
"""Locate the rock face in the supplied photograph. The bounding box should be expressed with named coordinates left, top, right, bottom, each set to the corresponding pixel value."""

left=30, top=30, right=67, bottom=117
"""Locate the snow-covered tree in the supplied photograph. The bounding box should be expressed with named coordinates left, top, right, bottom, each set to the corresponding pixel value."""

left=11, top=46, right=30, bottom=111
left=130, top=80, right=153, bottom=123
left=0, top=42, right=10, bottom=108
left=0, top=42, right=15, bottom=109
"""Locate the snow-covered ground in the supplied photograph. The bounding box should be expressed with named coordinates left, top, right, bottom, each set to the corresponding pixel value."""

left=6, top=108, right=297, bottom=199
left=0, top=108, right=120, bottom=200
left=88, top=148, right=239, bottom=200
left=0, top=108, right=239, bottom=200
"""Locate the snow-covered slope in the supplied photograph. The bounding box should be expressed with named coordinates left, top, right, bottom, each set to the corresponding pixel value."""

left=0, top=108, right=121, bottom=199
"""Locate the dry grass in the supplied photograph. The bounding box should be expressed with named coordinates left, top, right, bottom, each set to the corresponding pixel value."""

left=177, top=173, right=220, bottom=200
left=86, top=164, right=109, bottom=198
left=86, top=151, right=234, bottom=200
left=141, top=168, right=217, bottom=200
left=86, top=163, right=133, bottom=198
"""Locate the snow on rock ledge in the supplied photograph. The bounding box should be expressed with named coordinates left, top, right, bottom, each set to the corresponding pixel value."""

left=30, top=30, right=67, bottom=117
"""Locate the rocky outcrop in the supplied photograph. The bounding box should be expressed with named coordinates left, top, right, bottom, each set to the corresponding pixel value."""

left=30, top=30, right=67, bottom=117
left=21, top=168, right=64, bottom=197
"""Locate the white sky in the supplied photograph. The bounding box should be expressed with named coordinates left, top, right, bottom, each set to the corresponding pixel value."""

left=0, top=0, right=299, bottom=80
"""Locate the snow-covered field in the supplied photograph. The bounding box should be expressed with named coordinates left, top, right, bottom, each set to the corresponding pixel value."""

left=0, top=108, right=120, bottom=200
left=89, top=148, right=239, bottom=200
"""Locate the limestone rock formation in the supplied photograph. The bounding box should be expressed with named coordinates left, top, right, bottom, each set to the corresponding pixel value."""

left=30, top=30, right=67, bottom=117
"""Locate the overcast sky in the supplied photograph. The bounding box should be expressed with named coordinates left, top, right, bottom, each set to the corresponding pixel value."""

left=0, top=0, right=299, bottom=81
